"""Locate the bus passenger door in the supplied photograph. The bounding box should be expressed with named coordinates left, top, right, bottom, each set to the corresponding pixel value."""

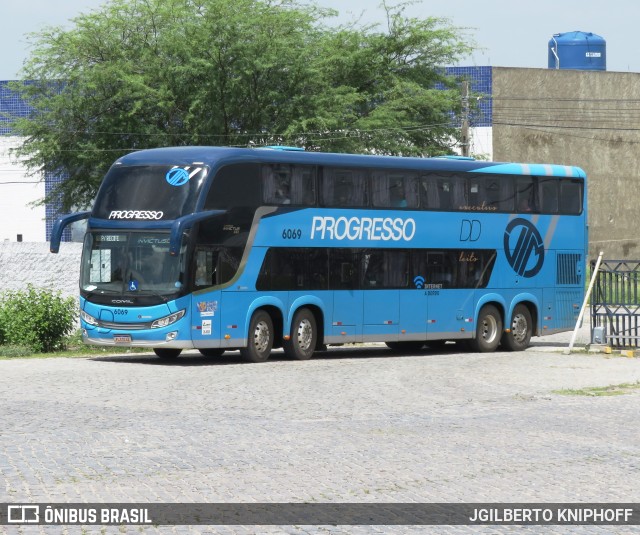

left=361, top=250, right=403, bottom=342
left=399, top=289, right=427, bottom=342
left=419, top=251, right=476, bottom=342
left=329, top=250, right=362, bottom=343
left=363, top=291, right=399, bottom=342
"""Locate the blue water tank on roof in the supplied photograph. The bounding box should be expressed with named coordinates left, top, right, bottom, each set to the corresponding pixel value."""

left=548, top=31, right=606, bottom=70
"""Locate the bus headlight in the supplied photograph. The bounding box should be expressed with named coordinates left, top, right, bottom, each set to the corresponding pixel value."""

left=151, top=309, right=186, bottom=329
left=81, top=310, right=99, bottom=326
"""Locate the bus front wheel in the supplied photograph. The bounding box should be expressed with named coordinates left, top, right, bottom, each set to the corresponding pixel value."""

left=241, top=310, right=274, bottom=363
left=284, top=308, right=317, bottom=360
left=153, top=348, right=182, bottom=359
left=501, top=304, right=533, bottom=351
left=469, top=305, right=502, bottom=353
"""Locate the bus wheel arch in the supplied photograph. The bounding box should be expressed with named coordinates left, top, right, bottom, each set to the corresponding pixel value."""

left=502, top=302, right=534, bottom=351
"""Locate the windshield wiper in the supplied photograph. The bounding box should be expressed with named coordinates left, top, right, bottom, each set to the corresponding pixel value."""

left=83, top=287, right=121, bottom=296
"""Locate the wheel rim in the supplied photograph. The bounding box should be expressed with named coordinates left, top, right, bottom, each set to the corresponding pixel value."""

left=252, top=320, right=271, bottom=353
left=480, top=315, right=498, bottom=344
left=295, top=318, right=313, bottom=351
left=511, top=313, right=528, bottom=343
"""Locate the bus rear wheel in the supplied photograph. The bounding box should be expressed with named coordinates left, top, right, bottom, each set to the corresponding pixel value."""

left=284, top=308, right=317, bottom=360
left=241, top=310, right=274, bottom=363
left=501, top=304, right=533, bottom=351
left=153, top=348, right=182, bottom=358
left=469, top=305, right=502, bottom=353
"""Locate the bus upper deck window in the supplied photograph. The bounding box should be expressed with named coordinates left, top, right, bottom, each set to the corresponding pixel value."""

left=559, top=180, right=582, bottom=214
left=539, top=179, right=559, bottom=213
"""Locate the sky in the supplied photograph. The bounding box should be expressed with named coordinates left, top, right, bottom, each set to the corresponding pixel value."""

left=1, top=0, right=639, bottom=80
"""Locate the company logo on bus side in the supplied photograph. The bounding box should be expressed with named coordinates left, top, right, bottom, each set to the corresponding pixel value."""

left=311, top=216, right=416, bottom=241
left=503, top=218, right=545, bottom=278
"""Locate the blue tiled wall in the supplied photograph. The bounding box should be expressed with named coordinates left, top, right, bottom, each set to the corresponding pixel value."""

left=44, top=170, right=71, bottom=242
left=0, top=81, right=31, bottom=135
left=1, top=81, right=70, bottom=242
left=443, top=66, right=492, bottom=127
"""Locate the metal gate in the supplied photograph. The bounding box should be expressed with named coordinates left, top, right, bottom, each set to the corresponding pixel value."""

left=591, top=259, right=640, bottom=348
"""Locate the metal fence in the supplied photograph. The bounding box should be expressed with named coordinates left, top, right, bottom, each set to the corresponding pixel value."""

left=590, top=259, right=640, bottom=348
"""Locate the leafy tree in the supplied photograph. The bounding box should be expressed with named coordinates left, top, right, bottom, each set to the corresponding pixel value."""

left=10, top=0, right=474, bottom=211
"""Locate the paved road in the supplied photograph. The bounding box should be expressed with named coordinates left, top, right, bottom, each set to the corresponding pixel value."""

left=1, top=329, right=639, bottom=534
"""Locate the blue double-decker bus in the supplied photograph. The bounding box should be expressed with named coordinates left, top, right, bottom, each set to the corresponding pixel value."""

left=51, top=147, right=587, bottom=361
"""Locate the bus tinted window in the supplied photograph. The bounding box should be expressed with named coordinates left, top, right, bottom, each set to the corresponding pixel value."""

left=491, top=176, right=514, bottom=212
left=464, top=175, right=511, bottom=212
left=321, top=168, right=368, bottom=206
left=538, top=178, right=559, bottom=213
left=256, top=248, right=329, bottom=291
left=308, top=249, right=329, bottom=289
left=204, top=164, right=261, bottom=209
left=411, top=249, right=496, bottom=289
left=262, top=164, right=316, bottom=205
left=257, top=248, right=495, bottom=291
left=515, top=176, right=537, bottom=213
left=362, top=250, right=408, bottom=288
left=193, top=246, right=243, bottom=288
left=427, top=173, right=467, bottom=211
left=559, top=180, right=583, bottom=214
left=371, top=171, right=419, bottom=208
left=93, top=165, right=208, bottom=220
left=329, top=249, right=359, bottom=290
left=418, top=174, right=440, bottom=209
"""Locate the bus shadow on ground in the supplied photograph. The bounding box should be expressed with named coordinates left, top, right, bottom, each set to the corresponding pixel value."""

left=90, top=343, right=464, bottom=366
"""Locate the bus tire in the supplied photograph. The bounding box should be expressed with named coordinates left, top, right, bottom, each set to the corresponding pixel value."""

left=199, top=348, right=225, bottom=357
left=469, top=305, right=502, bottom=353
left=385, top=341, right=425, bottom=353
left=153, top=348, right=182, bottom=358
left=501, top=304, right=533, bottom=351
left=241, top=310, right=274, bottom=363
left=284, top=308, right=317, bottom=360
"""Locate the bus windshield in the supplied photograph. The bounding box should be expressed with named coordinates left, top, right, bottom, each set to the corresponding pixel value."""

left=92, top=165, right=209, bottom=220
left=80, top=232, right=186, bottom=303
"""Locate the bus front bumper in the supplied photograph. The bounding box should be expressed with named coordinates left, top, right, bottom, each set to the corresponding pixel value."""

left=81, top=322, right=194, bottom=349
left=82, top=332, right=195, bottom=349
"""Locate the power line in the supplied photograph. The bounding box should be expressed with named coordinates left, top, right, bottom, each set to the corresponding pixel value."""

left=491, top=123, right=640, bottom=145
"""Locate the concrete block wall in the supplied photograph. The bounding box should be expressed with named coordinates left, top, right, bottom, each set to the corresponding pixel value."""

left=492, top=67, right=640, bottom=261
left=0, top=242, right=82, bottom=300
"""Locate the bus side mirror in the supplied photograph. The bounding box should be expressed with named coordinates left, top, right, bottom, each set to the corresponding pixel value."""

left=50, top=212, right=90, bottom=253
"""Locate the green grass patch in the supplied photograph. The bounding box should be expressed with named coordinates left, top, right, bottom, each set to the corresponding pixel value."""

left=0, top=330, right=151, bottom=360
left=0, top=344, right=33, bottom=358
left=553, top=382, right=640, bottom=397
left=0, top=345, right=150, bottom=360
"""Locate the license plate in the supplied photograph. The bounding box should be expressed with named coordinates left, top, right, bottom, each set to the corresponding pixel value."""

left=114, top=335, right=132, bottom=343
